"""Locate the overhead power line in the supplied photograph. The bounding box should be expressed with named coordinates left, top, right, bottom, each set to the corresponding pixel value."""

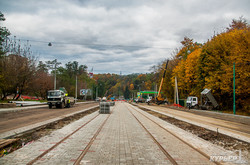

left=17, top=38, right=173, bottom=50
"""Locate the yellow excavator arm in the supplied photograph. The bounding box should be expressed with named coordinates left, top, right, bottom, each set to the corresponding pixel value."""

left=156, top=60, right=169, bottom=104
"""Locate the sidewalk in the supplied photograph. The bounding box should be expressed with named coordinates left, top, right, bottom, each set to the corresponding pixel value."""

left=0, top=101, right=96, bottom=113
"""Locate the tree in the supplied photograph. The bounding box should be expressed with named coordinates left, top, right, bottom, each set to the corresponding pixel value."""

left=37, top=61, right=48, bottom=73
left=30, top=70, right=53, bottom=99
left=129, top=83, right=134, bottom=90
left=176, top=37, right=201, bottom=60
left=172, top=49, right=202, bottom=98
left=124, top=86, right=130, bottom=99
left=29, top=61, right=52, bottom=99
left=199, top=25, right=250, bottom=112
left=0, top=11, right=10, bottom=56
left=227, top=16, right=249, bottom=31
left=0, top=54, right=36, bottom=100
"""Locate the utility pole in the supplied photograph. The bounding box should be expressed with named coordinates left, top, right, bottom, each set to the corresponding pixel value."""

left=96, top=87, right=98, bottom=99
left=47, top=44, right=61, bottom=90
left=46, top=59, right=61, bottom=90
left=75, top=75, right=77, bottom=103
left=175, top=77, right=179, bottom=106
left=154, top=84, right=157, bottom=99
left=54, top=67, right=56, bottom=90
left=233, top=63, right=236, bottom=115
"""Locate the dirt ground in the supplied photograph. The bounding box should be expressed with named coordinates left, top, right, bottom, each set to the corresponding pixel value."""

left=139, top=107, right=250, bottom=152
left=0, top=103, right=98, bottom=134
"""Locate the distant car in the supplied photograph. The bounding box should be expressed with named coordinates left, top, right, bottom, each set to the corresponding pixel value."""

left=145, top=97, right=152, bottom=103
left=135, top=98, right=143, bottom=103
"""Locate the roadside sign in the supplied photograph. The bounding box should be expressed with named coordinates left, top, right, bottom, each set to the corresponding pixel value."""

left=80, top=89, right=92, bottom=96
left=80, top=89, right=85, bottom=96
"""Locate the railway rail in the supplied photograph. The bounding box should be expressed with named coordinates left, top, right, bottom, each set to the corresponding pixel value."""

left=125, top=105, right=178, bottom=165
left=126, top=104, right=219, bottom=165
left=26, top=108, right=113, bottom=165
left=26, top=113, right=100, bottom=165
left=2, top=102, right=240, bottom=164
left=134, top=103, right=250, bottom=143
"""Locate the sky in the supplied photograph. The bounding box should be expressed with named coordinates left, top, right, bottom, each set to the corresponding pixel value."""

left=0, top=0, right=249, bottom=74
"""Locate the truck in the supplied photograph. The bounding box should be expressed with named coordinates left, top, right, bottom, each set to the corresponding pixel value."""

left=47, top=88, right=75, bottom=109
left=200, top=88, right=219, bottom=110
left=186, top=96, right=198, bottom=109
left=186, top=88, right=219, bottom=110
left=145, top=96, right=152, bottom=104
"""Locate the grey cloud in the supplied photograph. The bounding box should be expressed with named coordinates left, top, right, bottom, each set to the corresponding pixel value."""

left=1, top=0, right=249, bottom=74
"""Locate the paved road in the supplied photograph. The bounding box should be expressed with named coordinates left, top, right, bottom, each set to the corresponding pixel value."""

left=0, top=102, right=98, bottom=134
left=0, top=102, right=221, bottom=165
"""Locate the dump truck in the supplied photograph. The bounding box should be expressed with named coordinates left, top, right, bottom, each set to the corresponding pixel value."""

left=186, top=88, right=219, bottom=110
left=47, top=87, right=75, bottom=109
left=200, top=88, right=219, bottom=110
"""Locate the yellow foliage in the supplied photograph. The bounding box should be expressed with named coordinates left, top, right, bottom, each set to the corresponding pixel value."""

left=172, top=48, right=201, bottom=96
left=129, top=83, right=134, bottom=90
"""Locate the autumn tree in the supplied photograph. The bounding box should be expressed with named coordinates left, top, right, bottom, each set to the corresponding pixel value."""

left=227, top=16, right=249, bottom=31
left=172, top=49, right=202, bottom=98
left=199, top=22, right=250, bottom=112
left=176, top=37, right=201, bottom=60
left=0, top=54, right=36, bottom=100
left=29, top=61, right=53, bottom=99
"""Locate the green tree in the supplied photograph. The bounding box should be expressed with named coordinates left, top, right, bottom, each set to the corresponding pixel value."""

left=0, top=11, right=10, bottom=56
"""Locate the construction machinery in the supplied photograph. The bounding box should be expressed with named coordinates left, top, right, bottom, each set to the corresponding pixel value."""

left=148, top=60, right=169, bottom=105
left=186, top=96, right=199, bottom=109
left=47, top=87, right=75, bottom=109
left=156, top=60, right=169, bottom=105
left=200, top=88, right=219, bottom=110
left=186, top=88, right=219, bottom=110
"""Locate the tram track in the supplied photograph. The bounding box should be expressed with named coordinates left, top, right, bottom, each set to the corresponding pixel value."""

left=27, top=107, right=113, bottom=165
left=126, top=104, right=220, bottom=165
left=26, top=113, right=100, bottom=165
left=126, top=105, right=178, bottom=165
left=1, top=102, right=231, bottom=164
left=74, top=113, right=111, bottom=165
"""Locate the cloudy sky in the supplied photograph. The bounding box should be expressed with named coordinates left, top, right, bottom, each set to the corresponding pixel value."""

left=1, top=0, right=249, bottom=74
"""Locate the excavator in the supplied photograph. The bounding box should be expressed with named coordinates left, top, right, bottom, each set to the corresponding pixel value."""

left=148, top=60, right=169, bottom=105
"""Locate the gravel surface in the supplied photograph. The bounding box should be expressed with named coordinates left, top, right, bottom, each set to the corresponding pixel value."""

left=137, top=106, right=250, bottom=153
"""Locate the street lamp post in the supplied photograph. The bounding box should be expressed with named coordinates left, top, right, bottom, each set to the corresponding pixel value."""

left=75, top=75, right=77, bottom=103
left=54, top=64, right=57, bottom=90
left=46, top=60, right=61, bottom=90
left=52, top=61, right=61, bottom=90
left=47, top=44, right=61, bottom=90
left=96, top=87, right=98, bottom=99
left=233, top=63, right=236, bottom=115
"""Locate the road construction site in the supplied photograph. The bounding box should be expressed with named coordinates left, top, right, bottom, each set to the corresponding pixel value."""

left=0, top=102, right=249, bottom=164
